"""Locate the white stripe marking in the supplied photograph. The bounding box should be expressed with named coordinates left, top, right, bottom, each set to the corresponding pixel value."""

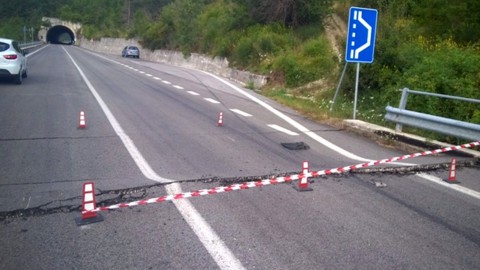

left=187, top=91, right=200, bottom=96
left=204, top=98, right=220, bottom=104
left=84, top=193, right=93, bottom=202
left=153, top=77, right=161, bottom=80
left=146, top=74, right=152, bottom=77
left=203, top=72, right=370, bottom=161
left=84, top=203, right=95, bottom=211
left=416, top=173, right=480, bottom=200
left=167, top=184, right=246, bottom=270
left=65, top=47, right=244, bottom=269
left=173, top=85, right=184, bottom=90
left=230, top=109, right=252, bottom=117
left=268, top=124, right=299, bottom=136
left=63, top=47, right=171, bottom=184
left=139, top=71, right=145, bottom=74
left=162, top=80, right=171, bottom=85
left=203, top=72, right=480, bottom=199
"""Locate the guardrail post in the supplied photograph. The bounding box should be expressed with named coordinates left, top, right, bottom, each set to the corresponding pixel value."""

left=396, top=88, right=410, bottom=132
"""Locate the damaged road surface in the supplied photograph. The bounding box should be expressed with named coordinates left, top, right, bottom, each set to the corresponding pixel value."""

left=2, top=159, right=478, bottom=222
left=1, top=45, right=480, bottom=269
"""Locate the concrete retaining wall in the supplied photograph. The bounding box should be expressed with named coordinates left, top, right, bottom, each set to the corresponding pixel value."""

left=78, top=38, right=267, bottom=88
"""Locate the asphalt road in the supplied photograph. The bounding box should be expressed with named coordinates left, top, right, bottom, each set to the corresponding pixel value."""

left=0, top=44, right=479, bottom=269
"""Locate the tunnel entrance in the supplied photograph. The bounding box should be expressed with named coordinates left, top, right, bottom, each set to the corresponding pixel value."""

left=46, top=25, right=75, bottom=45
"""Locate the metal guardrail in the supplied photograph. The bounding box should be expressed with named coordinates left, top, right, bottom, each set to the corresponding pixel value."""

left=385, top=88, right=480, bottom=140
left=19, top=41, right=44, bottom=50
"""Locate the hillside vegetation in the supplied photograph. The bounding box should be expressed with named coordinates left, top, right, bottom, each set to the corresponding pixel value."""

left=1, top=0, right=479, bottom=142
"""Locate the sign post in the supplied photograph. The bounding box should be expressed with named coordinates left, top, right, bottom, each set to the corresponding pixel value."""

left=345, top=7, right=378, bottom=119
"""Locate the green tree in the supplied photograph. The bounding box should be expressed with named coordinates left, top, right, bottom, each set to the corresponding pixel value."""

left=237, top=0, right=334, bottom=27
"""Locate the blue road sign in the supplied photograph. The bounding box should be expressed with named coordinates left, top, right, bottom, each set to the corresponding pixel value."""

left=345, top=7, right=378, bottom=63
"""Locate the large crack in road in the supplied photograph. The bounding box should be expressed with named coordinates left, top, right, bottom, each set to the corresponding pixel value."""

left=1, top=159, right=478, bottom=223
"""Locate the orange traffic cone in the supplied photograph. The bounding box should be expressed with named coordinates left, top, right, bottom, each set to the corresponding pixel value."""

left=444, top=158, right=460, bottom=184
left=79, top=111, right=86, bottom=129
left=217, top=112, right=224, bottom=126
left=293, top=161, right=313, bottom=192
left=75, top=181, right=104, bottom=226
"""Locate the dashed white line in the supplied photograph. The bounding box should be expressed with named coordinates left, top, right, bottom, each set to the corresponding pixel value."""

left=230, top=109, right=252, bottom=117
left=146, top=74, right=152, bottom=77
left=204, top=98, right=220, bottom=104
left=139, top=71, right=145, bottom=74
left=153, top=77, right=161, bottom=80
left=187, top=91, right=200, bottom=96
left=173, top=85, right=184, bottom=90
left=162, top=80, right=172, bottom=85
left=268, top=124, right=299, bottom=136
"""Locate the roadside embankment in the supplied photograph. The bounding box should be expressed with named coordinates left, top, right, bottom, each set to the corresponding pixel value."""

left=78, top=38, right=267, bottom=89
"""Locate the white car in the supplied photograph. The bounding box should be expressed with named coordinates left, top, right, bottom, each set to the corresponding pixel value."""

left=0, top=37, right=27, bottom=84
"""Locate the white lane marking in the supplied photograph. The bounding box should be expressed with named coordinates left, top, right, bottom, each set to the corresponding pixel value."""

left=167, top=184, right=246, bottom=270
left=65, top=47, right=244, bottom=270
left=204, top=98, right=220, bottom=104
left=268, top=124, right=299, bottom=136
left=230, top=109, right=252, bottom=117
left=416, top=173, right=480, bottom=200
left=133, top=69, right=139, bottom=72
left=187, top=91, right=200, bottom=96
left=62, top=47, right=172, bottom=184
left=139, top=71, right=145, bottom=74
left=25, top=44, right=48, bottom=57
left=146, top=74, right=152, bottom=77
left=173, top=85, right=184, bottom=90
left=203, top=72, right=480, bottom=199
left=153, top=77, right=161, bottom=80
left=162, top=80, right=171, bottom=85
left=203, top=72, right=371, bottom=161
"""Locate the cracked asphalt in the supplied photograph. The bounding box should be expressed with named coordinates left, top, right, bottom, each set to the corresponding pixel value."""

left=1, top=44, right=479, bottom=269
left=2, top=160, right=478, bottom=223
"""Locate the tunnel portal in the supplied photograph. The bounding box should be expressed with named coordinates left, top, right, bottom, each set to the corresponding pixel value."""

left=46, top=25, right=75, bottom=45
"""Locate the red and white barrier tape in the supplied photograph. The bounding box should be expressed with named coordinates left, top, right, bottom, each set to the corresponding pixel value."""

left=84, top=141, right=480, bottom=214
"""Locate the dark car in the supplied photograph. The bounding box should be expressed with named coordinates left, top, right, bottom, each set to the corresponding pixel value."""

left=122, top=46, right=140, bottom=58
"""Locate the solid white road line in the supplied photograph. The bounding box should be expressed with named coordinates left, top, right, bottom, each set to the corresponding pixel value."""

left=203, top=72, right=372, bottom=162
left=230, top=109, right=252, bottom=117
left=65, top=47, right=245, bottom=270
left=268, top=124, right=299, bottom=136
left=167, top=184, right=246, bottom=270
left=63, top=47, right=172, bottom=184
left=204, top=71, right=480, bottom=200
left=416, top=173, right=480, bottom=200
